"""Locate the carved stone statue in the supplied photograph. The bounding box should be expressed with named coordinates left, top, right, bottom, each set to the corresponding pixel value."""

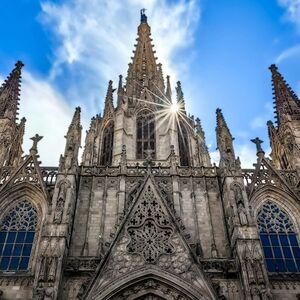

left=54, top=182, right=68, bottom=224
left=237, top=202, right=248, bottom=226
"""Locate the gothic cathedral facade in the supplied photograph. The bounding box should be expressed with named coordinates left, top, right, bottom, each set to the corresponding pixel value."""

left=0, top=10, right=300, bottom=300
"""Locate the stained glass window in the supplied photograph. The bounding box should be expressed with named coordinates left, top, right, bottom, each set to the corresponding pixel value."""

left=177, top=124, right=190, bottom=166
left=100, top=121, right=114, bottom=166
left=0, top=200, right=37, bottom=271
left=257, top=201, right=300, bottom=272
left=136, top=112, right=155, bottom=159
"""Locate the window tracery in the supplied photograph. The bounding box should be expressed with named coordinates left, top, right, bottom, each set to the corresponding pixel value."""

left=257, top=201, right=300, bottom=272
left=177, top=123, right=190, bottom=166
left=0, top=200, right=38, bottom=271
left=127, top=186, right=175, bottom=263
left=136, top=112, right=155, bottom=159
left=100, top=121, right=114, bottom=166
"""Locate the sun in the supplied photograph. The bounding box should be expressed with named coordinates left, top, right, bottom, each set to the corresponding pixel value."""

left=170, top=102, right=179, bottom=114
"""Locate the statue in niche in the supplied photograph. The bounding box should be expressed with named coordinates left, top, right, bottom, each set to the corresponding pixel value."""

left=38, top=256, right=47, bottom=283
left=237, top=202, right=248, bottom=226
left=54, top=182, right=68, bottom=224
left=47, top=257, right=57, bottom=282
left=232, top=184, right=248, bottom=226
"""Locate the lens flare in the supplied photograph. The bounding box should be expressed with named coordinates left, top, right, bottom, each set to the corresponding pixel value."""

left=170, top=102, right=179, bottom=113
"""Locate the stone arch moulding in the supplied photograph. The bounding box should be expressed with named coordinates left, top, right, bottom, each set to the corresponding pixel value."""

left=0, top=182, right=48, bottom=220
left=89, top=268, right=210, bottom=300
left=0, top=183, right=48, bottom=273
left=250, top=185, right=300, bottom=233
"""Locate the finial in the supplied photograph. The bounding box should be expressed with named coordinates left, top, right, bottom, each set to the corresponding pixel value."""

left=15, top=60, right=24, bottom=70
left=251, top=137, right=265, bottom=157
left=30, top=134, right=43, bottom=155
left=140, top=8, right=147, bottom=23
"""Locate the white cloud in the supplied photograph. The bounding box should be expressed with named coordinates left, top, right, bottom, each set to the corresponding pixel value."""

left=250, top=102, right=273, bottom=129
left=275, top=44, right=300, bottom=63
left=236, top=144, right=257, bottom=169
left=39, top=0, right=200, bottom=108
left=19, top=71, right=77, bottom=165
left=278, top=0, right=300, bottom=31
left=10, top=71, right=88, bottom=166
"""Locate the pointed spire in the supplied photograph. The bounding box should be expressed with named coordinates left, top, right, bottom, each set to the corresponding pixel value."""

left=117, top=75, right=123, bottom=107
left=195, top=117, right=204, bottom=136
left=216, top=108, right=235, bottom=166
left=126, top=10, right=164, bottom=98
left=69, top=106, right=81, bottom=130
left=166, top=75, right=172, bottom=101
left=103, top=80, right=115, bottom=117
left=61, top=106, right=82, bottom=172
left=270, top=64, right=300, bottom=125
left=176, top=81, right=186, bottom=112
left=0, top=61, right=24, bottom=121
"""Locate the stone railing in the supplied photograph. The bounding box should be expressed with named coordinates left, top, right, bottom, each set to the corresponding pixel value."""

left=40, top=167, right=58, bottom=186
left=242, top=168, right=300, bottom=197
left=80, top=165, right=218, bottom=177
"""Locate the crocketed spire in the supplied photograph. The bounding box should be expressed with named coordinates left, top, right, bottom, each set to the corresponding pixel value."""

left=0, top=61, right=23, bottom=121
left=126, top=10, right=165, bottom=99
left=103, top=80, right=115, bottom=117
left=270, top=64, right=300, bottom=125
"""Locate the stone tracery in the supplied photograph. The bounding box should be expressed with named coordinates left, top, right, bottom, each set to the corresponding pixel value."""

left=127, top=185, right=175, bottom=263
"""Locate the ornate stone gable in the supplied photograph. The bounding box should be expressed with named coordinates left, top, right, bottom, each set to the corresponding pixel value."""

left=244, top=156, right=300, bottom=200
left=0, top=152, right=49, bottom=199
left=83, top=176, right=217, bottom=300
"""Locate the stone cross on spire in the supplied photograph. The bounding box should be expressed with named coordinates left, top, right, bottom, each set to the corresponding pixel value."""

left=251, top=137, right=265, bottom=157
left=30, top=134, right=43, bottom=155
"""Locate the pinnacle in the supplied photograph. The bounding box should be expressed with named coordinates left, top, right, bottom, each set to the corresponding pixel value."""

left=0, top=60, right=24, bottom=121
left=269, top=64, right=300, bottom=125
left=103, top=80, right=114, bottom=116
left=216, top=108, right=233, bottom=138
left=166, top=75, right=172, bottom=101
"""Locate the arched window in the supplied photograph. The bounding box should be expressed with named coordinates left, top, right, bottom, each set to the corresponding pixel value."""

left=0, top=200, right=38, bottom=271
left=178, top=124, right=190, bottom=166
left=136, top=112, right=155, bottom=159
left=257, top=201, right=300, bottom=272
left=100, top=121, right=114, bottom=166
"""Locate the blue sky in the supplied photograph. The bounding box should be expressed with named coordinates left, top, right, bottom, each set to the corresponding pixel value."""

left=0, top=0, right=300, bottom=166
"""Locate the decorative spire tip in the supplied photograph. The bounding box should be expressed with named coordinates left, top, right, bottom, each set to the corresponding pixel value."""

left=140, top=8, right=147, bottom=23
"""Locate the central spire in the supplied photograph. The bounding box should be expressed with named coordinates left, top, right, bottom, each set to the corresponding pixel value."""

left=125, top=10, right=165, bottom=100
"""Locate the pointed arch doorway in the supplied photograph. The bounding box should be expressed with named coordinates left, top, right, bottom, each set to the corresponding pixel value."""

left=102, top=276, right=203, bottom=300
